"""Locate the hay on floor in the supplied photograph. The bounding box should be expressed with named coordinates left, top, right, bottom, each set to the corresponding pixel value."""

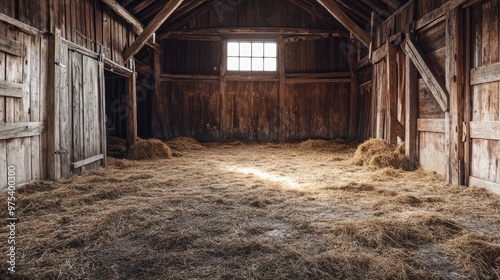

left=352, top=139, right=410, bottom=170
left=106, top=136, right=127, bottom=158
left=127, top=138, right=172, bottom=160
left=166, top=137, right=205, bottom=152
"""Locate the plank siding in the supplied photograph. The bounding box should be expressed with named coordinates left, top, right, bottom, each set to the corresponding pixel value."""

left=469, top=0, right=500, bottom=189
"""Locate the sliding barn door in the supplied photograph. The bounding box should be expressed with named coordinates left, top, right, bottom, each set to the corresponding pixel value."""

left=467, top=1, right=500, bottom=195
left=59, top=41, right=105, bottom=177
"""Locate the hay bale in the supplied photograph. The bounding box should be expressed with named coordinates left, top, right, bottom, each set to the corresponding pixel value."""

left=106, top=136, right=127, bottom=158
left=127, top=138, right=172, bottom=160
left=352, top=139, right=410, bottom=170
left=166, top=137, right=205, bottom=152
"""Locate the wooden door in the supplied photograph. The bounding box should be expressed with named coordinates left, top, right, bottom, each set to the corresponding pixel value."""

left=59, top=41, right=105, bottom=177
left=466, top=1, right=500, bottom=195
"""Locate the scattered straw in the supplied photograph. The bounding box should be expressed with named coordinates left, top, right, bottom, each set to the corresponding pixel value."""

left=127, top=138, right=172, bottom=160
left=440, top=233, right=500, bottom=279
left=1, top=140, right=499, bottom=279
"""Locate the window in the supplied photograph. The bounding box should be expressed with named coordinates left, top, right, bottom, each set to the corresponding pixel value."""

left=227, top=42, right=277, bottom=72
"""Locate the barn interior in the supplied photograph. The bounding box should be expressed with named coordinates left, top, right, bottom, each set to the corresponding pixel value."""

left=0, top=0, right=499, bottom=279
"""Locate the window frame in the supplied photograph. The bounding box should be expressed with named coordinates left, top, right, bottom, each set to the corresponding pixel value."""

left=224, top=39, right=279, bottom=76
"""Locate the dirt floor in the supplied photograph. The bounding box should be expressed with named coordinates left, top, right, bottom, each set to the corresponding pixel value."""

left=1, top=140, right=500, bottom=280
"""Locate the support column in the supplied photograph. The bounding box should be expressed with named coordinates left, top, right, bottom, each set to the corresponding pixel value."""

left=47, top=28, right=62, bottom=180
left=446, top=8, right=465, bottom=185
left=405, top=44, right=418, bottom=170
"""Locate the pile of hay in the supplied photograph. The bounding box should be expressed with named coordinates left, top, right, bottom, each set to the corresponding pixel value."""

left=297, top=139, right=356, bottom=153
left=106, top=136, right=128, bottom=158
left=127, top=138, right=172, bottom=160
left=352, top=139, right=410, bottom=170
left=166, top=137, right=205, bottom=152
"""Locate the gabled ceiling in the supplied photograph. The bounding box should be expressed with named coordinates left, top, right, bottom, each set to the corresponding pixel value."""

left=115, top=0, right=410, bottom=61
left=117, top=0, right=408, bottom=33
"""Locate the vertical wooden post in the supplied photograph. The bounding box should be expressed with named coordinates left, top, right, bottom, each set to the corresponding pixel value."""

left=220, top=40, right=228, bottom=139
left=405, top=44, right=418, bottom=170
left=47, top=28, right=62, bottom=180
left=98, top=53, right=107, bottom=166
left=349, top=38, right=358, bottom=139
left=278, top=36, right=286, bottom=141
left=463, top=7, right=472, bottom=186
left=386, top=43, right=398, bottom=144
left=127, top=66, right=137, bottom=146
left=446, top=8, right=464, bottom=185
left=153, top=48, right=166, bottom=139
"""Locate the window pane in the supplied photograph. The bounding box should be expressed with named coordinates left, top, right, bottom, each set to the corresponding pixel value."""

left=228, top=42, right=239, bottom=56
left=227, top=57, right=239, bottom=71
left=264, top=58, right=277, bottom=71
left=240, top=57, right=251, bottom=71
left=264, top=43, right=277, bottom=57
left=252, top=58, right=264, bottom=71
left=252, top=43, right=264, bottom=57
left=240, top=43, right=252, bottom=57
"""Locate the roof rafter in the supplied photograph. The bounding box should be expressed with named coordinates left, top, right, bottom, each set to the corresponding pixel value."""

left=317, top=0, right=371, bottom=47
left=102, top=0, right=144, bottom=34
left=124, top=0, right=184, bottom=61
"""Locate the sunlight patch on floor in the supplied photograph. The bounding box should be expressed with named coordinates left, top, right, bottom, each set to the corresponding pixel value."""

left=226, top=166, right=301, bottom=189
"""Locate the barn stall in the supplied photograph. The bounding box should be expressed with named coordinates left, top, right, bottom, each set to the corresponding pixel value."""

left=0, top=0, right=499, bottom=279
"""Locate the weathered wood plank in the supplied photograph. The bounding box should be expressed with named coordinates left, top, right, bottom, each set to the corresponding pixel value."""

left=404, top=37, right=449, bottom=112
left=0, top=140, right=6, bottom=190
left=0, top=80, right=23, bottom=98
left=417, top=118, right=446, bottom=133
left=470, top=62, right=500, bottom=85
left=71, top=154, right=104, bottom=170
left=0, top=12, right=41, bottom=36
left=59, top=40, right=72, bottom=177
left=47, top=28, right=62, bottom=180
left=0, top=33, right=23, bottom=56
left=446, top=8, right=465, bottom=185
left=470, top=121, right=500, bottom=140
left=126, top=72, right=137, bottom=146
left=405, top=55, right=418, bottom=169
left=469, top=176, right=500, bottom=195
left=0, top=122, right=45, bottom=140
left=101, top=0, right=144, bottom=34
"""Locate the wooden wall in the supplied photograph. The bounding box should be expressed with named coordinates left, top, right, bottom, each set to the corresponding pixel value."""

left=0, top=21, right=48, bottom=191
left=468, top=0, right=500, bottom=193
left=0, top=0, right=133, bottom=189
left=156, top=36, right=352, bottom=142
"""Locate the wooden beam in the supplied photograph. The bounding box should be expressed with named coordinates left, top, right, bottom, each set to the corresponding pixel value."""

left=71, top=154, right=105, bottom=170
left=101, top=0, right=144, bottom=34
left=289, top=0, right=351, bottom=25
left=381, top=0, right=401, bottom=10
left=470, top=62, right=500, bottom=85
left=47, top=28, right=62, bottom=180
left=446, top=8, right=464, bottom=185
left=0, top=80, right=23, bottom=98
left=386, top=43, right=398, bottom=144
left=417, top=118, right=446, bottom=133
left=0, top=122, right=45, bottom=140
left=470, top=121, right=500, bottom=141
left=403, top=38, right=449, bottom=112
left=124, top=0, right=184, bottom=62
left=0, top=13, right=41, bottom=35
left=405, top=53, right=418, bottom=170
left=317, top=0, right=371, bottom=47
left=126, top=71, right=137, bottom=146
left=469, top=176, right=500, bottom=196
left=0, top=33, right=23, bottom=57
left=416, top=0, right=474, bottom=30
left=161, top=28, right=349, bottom=38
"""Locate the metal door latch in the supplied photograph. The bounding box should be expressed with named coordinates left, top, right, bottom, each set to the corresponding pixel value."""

left=55, top=148, right=68, bottom=155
